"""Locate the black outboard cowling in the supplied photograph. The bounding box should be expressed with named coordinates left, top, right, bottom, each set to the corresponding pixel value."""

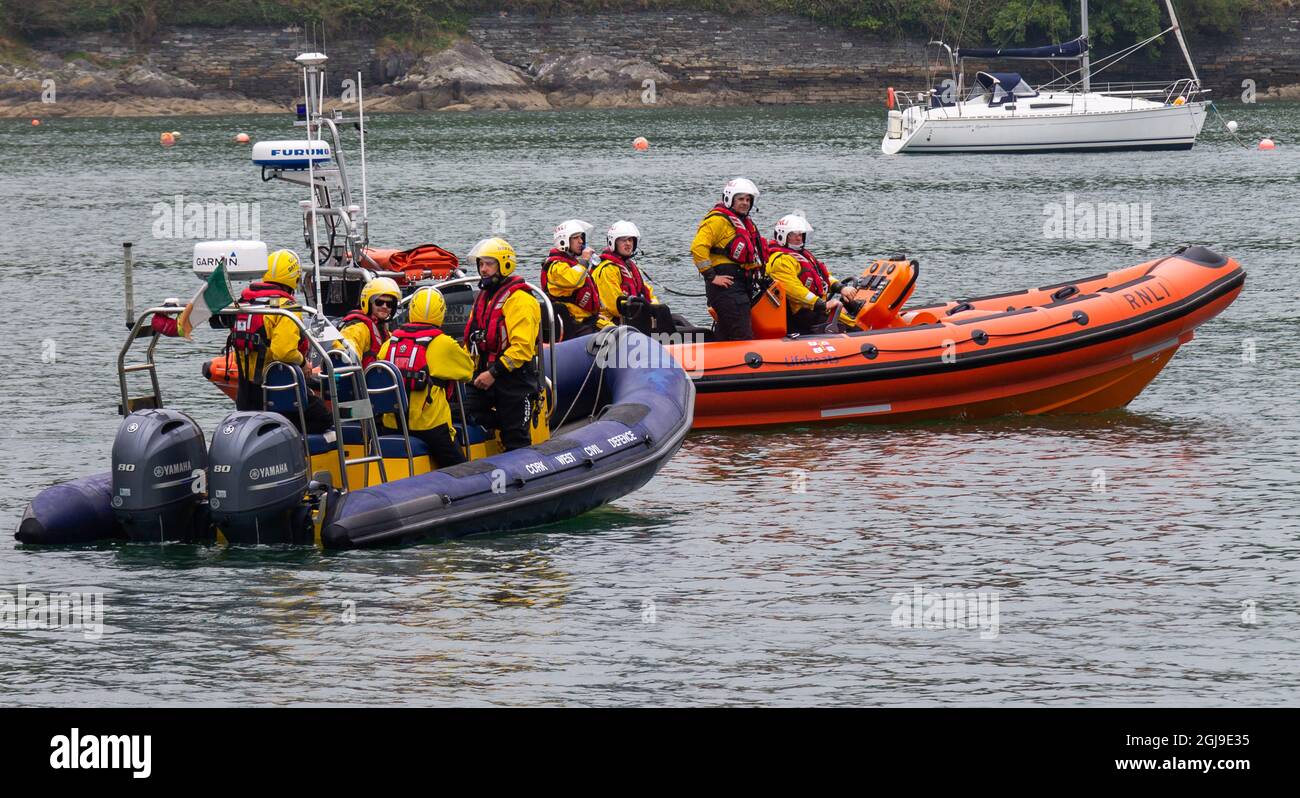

left=111, top=409, right=209, bottom=543
left=207, top=412, right=311, bottom=545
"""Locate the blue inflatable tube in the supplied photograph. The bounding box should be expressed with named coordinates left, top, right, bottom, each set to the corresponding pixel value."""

left=319, top=329, right=695, bottom=548
left=16, top=473, right=122, bottom=544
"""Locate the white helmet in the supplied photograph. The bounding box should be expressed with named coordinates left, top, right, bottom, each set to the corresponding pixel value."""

left=773, top=213, right=813, bottom=247
left=606, top=220, right=641, bottom=254
left=722, top=177, right=760, bottom=210
left=553, top=219, right=593, bottom=252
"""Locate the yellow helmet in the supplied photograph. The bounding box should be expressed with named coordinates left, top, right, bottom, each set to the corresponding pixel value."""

left=359, top=276, right=401, bottom=314
left=408, top=287, right=446, bottom=326
left=468, top=237, right=517, bottom=277
left=264, top=249, right=302, bottom=289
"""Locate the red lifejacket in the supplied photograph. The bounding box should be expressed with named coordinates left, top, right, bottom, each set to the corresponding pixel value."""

left=384, top=323, right=451, bottom=401
left=340, top=310, right=388, bottom=366
left=769, top=244, right=830, bottom=298
left=597, top=252, right=651, bottom=305
left=230, top=282, right=308, bottom=356
left=705, top=203, right=765, bottom=268
left=540, top=249, right=600, bottom=315
left=465, top=276, right=530, bottom=365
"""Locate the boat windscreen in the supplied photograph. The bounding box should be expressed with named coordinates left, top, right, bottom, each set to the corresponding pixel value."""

left=974, top=72, right=1039, bottom=106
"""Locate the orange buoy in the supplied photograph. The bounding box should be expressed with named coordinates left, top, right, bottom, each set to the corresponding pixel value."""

left=160, top=132, right=176, bottom=147
left=1259, top=138, right=1276, bottom=150
left=234, top=132, right=250, bottom=143
left=887, top=86, right=896, bottom=110
left=31, top=118, right=41, bottom=126
left=633, top=136, right=649, bottom=151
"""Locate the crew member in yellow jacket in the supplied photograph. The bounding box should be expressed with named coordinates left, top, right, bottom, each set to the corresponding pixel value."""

left=763, top=214, right=855, bottom=335
left=541, top=219, right=609, bottom=340
left=462, top=237, right=541, bottom=451
left=377, top=286, right=475, bottom=468
left=691, top=177, right=764, bottom=341
left=337, top=276, right=400, bottom=366
left=593, top=220, right=675, bottom=334
left=227, top=249, right=332, bottom=433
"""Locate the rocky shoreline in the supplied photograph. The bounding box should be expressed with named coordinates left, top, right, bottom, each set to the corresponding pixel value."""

left=0, top=51, right=283, bottom=117
left=6, top=11, right=1300, bottom=119
left=1, top=37, right=759, bottom=118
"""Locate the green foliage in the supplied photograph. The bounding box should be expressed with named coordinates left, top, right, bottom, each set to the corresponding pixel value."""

left=985, top=0, right=1073, bottom=46
left=1177, top=0, right=1250, bottom=34
left=0, top=0, right=1270, bottom=48
left=1087, top=0, right=1166, bottom=59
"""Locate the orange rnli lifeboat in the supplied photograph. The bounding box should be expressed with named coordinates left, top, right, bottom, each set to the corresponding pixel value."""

left=668, top=245, right=1245, bottom=428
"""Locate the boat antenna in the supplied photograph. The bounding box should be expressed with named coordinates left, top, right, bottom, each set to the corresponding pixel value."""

left=300, top=53, right=327, bottom=312
left=357, top=70, right=369, bottom=246
left=1162, top=0, right=1201, bottom=85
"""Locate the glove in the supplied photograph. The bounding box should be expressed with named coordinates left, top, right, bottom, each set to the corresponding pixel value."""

left=618, top=296, right=646, bottom=317
left=813, top=299, right=828, bottom=318
left=151, top=314, right=180, bottom=337
left=828, top=281, right=843, bottom=297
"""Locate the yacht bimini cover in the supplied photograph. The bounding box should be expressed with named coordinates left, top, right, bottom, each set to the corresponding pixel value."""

left=975, top=72, right=1038, bottom=106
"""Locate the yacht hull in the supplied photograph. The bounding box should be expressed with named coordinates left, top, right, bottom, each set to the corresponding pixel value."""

left=883, top=100, right=1207, bottom=154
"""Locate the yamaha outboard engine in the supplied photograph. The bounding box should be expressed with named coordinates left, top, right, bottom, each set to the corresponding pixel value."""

left=111, top=409, right=209, bottom=542
left=207, top=412, right=312, bottom=545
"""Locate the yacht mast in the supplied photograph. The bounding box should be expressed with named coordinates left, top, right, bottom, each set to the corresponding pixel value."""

left=1080, top=0, right=1090, bottom=93
left=1163, top=0, right=1201, bottom=84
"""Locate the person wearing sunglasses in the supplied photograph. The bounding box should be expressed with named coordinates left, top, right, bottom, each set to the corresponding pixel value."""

left=337, top=276, right=401, bottom=367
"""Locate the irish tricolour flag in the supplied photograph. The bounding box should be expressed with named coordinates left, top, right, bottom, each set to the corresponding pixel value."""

left=176, top=263, right=235, bottom=339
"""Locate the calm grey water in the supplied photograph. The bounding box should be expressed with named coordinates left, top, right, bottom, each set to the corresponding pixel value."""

left=0, top=104, right=1296, bottom=706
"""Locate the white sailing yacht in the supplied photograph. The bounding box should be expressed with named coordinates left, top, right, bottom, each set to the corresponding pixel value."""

left=881, top=0, right=1208, bottom=154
